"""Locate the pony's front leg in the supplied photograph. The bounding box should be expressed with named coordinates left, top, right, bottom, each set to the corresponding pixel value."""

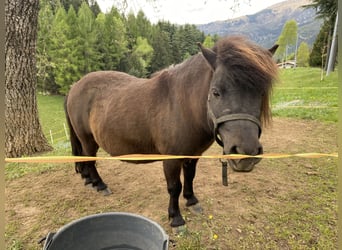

left=183, top=159, right=202, bottom=214
left=163, top=160, right=185, bottom=228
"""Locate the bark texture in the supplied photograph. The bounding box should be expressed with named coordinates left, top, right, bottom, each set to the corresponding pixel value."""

left=5, top=0, right=53, bottom=157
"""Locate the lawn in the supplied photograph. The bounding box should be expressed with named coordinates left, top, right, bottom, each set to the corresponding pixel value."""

left=272, top=67, right=338, bottom=122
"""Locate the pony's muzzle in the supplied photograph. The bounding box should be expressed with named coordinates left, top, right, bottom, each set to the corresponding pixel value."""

left=216, top=117, right=263, bottom=172
left=225, top=144, right=263, bottom=172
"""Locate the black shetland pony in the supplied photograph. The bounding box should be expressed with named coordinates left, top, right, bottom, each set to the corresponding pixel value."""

left=64, top=36, right=278, bottom=229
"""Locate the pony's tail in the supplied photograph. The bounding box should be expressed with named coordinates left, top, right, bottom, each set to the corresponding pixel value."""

left=64, top=95, right=83, bottom=173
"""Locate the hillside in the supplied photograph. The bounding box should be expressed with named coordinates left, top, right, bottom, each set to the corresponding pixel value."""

left=197, top=0, right=322, bottom=48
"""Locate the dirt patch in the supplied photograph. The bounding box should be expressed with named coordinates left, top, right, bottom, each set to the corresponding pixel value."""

left=5, top=118, right=338, bottom=249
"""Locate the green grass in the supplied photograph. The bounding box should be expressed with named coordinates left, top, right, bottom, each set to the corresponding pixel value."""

left=37, top=94, right=68, bottom=144
left=272, top=67, right=338, bottom=122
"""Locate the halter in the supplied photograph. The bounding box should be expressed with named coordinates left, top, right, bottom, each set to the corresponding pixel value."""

left=207, top=104, right=262, bottom=186
left=212, top=113, right=262, bottom=147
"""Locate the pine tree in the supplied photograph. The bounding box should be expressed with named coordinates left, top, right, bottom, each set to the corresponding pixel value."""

left=88, top=0, right=101, bottom=17
left=60, top=0, right=84, bottom=12
left=94, top=9, right=128, bottom=71
left=49, top=6, right=72, bottom=93
left=77, top=2, right=97, bottom=75
left=37, top=0, right=57, bottom=93
left=125, top=12, right=138, bottom=51
left=65, top=6, right=82, bottom=85
left=305, top=0, right=337, bottom=19
left=93, top=12, right=107, bottom=70
left=150, top=22, right=174, bottom=72
left=309, top=20, right=332, bottom=67
left=305, top=0, right=337, bottom=68
left=136, top=10, right=153, bottom=41
left=174, top=24, right=205, bottom=62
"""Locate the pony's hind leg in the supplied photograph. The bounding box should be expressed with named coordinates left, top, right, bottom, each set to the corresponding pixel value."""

left=75, top=137, right=112, bottom=195
left=183, top=159, right=202, bottom=214
left=81, top=160, right=112, bottom=195
left=65, top=96, right=111, bottom=195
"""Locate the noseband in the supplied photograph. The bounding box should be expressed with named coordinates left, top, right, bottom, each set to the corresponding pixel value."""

left=215, top=113, right=261, bottom=146
left=208, top=108, right=262, bottom=147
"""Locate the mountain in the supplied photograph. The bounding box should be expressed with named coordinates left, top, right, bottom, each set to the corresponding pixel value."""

left=197, top=0, right=322, bottom=49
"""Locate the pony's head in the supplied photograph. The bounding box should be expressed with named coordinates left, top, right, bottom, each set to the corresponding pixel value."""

left=199, top=36, right=278, bottom=172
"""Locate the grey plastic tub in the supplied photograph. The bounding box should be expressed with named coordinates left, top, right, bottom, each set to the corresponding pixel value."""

left=43, top=212, right=169, bottom=250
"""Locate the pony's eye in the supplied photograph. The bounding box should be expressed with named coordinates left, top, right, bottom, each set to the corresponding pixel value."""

left=212, top=88, right=220, bottom=97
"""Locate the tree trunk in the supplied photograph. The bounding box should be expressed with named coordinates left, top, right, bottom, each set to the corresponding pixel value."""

left=5, top=0, right=53, bottom=157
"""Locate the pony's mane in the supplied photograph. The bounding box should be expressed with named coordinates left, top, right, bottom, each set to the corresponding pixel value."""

left=151, top=54, right=202, bottom=78
left=213, top=36, right=278, bottom=125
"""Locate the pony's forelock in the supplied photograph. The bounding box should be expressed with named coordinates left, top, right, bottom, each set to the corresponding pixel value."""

left=213, top=36, right=278, bottom=125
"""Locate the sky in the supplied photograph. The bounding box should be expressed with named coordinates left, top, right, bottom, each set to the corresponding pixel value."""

left=96, top=0, right=286, bottom=24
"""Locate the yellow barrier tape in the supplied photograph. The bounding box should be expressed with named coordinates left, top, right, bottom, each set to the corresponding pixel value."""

left=4, top=153, right=338, bottom=163
left=277, top=87, right=338, bottom=90
left=273, top=106, right=338, bottom=109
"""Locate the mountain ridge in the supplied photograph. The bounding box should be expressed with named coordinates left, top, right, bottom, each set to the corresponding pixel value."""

left=197, top=0, right=322, bottom=48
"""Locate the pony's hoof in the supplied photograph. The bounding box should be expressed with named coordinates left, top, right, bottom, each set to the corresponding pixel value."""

left=85, top=183, right=96, bottom=190
left=172, top=225, right=188, bottom=235
left=188, top=203, right=203, bottom=214
left=84, top=178, right=93, bottom=186
left=99, top=188, right=112, bottom=196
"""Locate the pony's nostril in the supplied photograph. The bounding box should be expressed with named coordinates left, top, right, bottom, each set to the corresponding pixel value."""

left=230, top=145, right=262, bottom=155
left=227, top=145, right=262, bottom=155
left=230, top=146, right=238, bottom=154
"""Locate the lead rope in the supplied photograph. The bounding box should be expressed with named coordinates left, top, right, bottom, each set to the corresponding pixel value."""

left=220, top=153, right=228, bottom=186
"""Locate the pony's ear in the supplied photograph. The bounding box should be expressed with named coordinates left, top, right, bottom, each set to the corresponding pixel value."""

left=268, top=44, right=279, bottom=55
left=197, top=42, right=217, bottom=70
